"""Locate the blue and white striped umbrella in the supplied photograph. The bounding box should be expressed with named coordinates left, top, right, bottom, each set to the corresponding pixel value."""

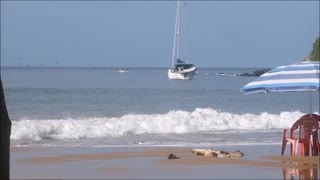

left=241, top=61, right=320, bottom=95
left=240, top=61, right=319, bottom=115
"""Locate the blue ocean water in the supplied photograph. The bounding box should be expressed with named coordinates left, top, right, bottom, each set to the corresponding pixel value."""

left=1, top=67, right=319, bottom=147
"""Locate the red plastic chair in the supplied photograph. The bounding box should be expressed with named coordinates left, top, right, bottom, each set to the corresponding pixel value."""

left=281, top=115, right=319, bottom=156
left=300, top=114, right=320, bottom=156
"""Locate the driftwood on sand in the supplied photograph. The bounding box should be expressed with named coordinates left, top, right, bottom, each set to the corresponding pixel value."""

left=191, top=149, right=245, bottom=158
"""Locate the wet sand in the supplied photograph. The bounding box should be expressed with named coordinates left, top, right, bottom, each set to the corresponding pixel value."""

left=10, top=145, right=319, bottom=179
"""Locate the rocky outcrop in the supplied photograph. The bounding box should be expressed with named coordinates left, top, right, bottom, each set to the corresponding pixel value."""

left=214, top=68, right=271, bottom=77
left=240, top=68, right=271, bottom=77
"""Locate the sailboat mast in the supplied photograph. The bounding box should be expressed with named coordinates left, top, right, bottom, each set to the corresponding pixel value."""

left=176, top=0, right=181, bottom=61
left=171, top=0, right=181, bottom=69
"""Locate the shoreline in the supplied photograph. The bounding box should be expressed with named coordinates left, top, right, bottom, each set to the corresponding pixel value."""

left=10, top=145, right=319, bottom=179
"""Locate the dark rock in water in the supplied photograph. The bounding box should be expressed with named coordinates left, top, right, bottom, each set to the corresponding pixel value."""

left=240, top=68, right=271, bottom=77
left=240, top=73, right=255, bottom=77
left=215, top=68, right=271, bottom=77
left=167, top=153, right=180, bottom=159
left=253, top=69, right=271, bottom=76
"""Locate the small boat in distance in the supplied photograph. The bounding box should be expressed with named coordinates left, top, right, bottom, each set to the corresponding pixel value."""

left=116, top=69, right=129, bottom=73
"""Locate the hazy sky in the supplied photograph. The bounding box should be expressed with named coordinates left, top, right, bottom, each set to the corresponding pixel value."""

left=1, top=1, right=319, bottom=68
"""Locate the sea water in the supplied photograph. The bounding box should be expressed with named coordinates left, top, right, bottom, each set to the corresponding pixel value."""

left=1, top=67, right=319, bottom=147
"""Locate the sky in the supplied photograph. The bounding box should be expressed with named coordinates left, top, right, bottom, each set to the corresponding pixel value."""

left=1, top=1, right=319, bottom=68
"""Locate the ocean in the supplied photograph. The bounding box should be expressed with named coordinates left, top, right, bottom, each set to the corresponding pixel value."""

left=1, top=67, right=319, bottom=147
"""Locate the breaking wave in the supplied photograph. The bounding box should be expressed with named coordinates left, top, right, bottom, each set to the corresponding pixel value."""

left=11, top=108, right=313, bottom=141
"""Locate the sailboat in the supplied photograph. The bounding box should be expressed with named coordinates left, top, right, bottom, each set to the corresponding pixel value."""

left=168, top=0, right=197, bottom=80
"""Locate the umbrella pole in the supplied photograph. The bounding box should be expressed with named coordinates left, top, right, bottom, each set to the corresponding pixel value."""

left=309, top=91, right=312, bottom=117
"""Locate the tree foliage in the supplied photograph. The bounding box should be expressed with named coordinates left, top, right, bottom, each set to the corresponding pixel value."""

left=310, top=37, right=319, bottom=61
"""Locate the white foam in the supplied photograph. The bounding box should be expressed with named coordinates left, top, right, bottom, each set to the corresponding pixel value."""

left=11, top=108, right=314, bottom=141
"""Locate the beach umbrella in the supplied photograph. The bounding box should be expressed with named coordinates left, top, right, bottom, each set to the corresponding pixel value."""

left=240, top=60, right=320, bottom=115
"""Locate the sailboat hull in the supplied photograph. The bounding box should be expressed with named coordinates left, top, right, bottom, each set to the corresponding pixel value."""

left=168, top=69, right=195, bottom=80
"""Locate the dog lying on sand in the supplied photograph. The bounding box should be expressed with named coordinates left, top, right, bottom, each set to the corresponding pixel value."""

left=191, top=149, right=245, bottom=158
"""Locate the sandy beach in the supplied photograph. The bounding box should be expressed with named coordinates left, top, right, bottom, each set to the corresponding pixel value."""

left=10, top=144, right=319, bottom=179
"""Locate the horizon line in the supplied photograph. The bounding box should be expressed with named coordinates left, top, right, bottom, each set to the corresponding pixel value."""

left=0, top=65, right=271, bottom=69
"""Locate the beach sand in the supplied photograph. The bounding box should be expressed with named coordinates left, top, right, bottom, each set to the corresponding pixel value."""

left=10, top=145, right=319, bottom=179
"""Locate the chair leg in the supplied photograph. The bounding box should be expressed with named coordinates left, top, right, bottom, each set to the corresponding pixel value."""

left=311, top=139, right=319, bottom=156
left=300, top=143, right=305, bottom=156
left=292, top=141, right=298, bottom=156
left=308, top=135, right=314, bottom=156
left=314, top=139, right=319, bottom=156
left=281, top=140, right=288, bottom=155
